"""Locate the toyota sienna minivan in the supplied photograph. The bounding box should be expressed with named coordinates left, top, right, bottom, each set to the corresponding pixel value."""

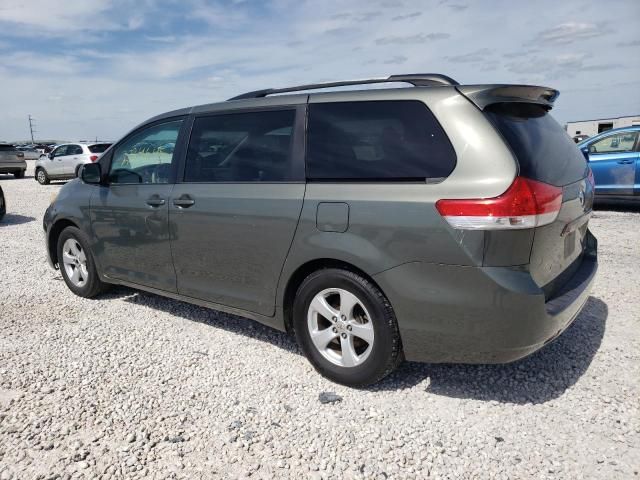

left=43, top=74, right=597, bottom=386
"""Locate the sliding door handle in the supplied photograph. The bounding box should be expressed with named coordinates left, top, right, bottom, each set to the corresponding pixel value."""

left=173, top=195, right=195, bottom=208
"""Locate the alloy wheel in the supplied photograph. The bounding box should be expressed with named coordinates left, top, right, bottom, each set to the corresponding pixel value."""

left=61, top=238, right=89, bottom=287
left=307, top=288, right=374, bottom=368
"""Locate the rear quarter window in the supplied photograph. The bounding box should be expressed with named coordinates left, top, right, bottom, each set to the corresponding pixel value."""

left=88, top=143, right=112, bottom=153
left=307, top=100, right=456, bottom=181
left=485, top=103, right=588, bottom=187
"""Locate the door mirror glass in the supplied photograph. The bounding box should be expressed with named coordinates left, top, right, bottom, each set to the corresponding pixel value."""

left=81, top=163, right=101, bottom=184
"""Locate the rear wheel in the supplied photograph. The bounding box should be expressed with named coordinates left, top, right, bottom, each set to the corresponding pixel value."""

left=293, top=268, right=403, bottom=387
left=36, top=168, right=50, bottom=185
left=14, top=170, right=25, bottom=179
left=57, top=226, right=109, bottom=298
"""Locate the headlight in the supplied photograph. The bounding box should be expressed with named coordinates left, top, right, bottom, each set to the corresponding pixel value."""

left=50, top=191, right=59, bottom=205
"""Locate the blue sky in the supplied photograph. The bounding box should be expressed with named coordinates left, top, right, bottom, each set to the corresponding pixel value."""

left=0, top=0, right=638, bottom=141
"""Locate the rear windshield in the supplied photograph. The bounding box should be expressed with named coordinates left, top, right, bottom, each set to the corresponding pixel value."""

left=88, top=143, right=112, bottom=153
left=0, top=145, right=16, bottom=151
left=485, top=103, right=588, bottom=186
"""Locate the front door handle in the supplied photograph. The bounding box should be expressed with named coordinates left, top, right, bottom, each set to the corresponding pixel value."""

left=617, top=159, right=634, bottom=164
left=173, top=195, right=195, bottom=208
left=146, top=196, right=166, bottom=207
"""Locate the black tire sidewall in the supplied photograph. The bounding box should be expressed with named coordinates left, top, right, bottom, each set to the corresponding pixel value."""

left=293, top=269, right=399, bottom=387
left=57, top=227, right=102, bottom=298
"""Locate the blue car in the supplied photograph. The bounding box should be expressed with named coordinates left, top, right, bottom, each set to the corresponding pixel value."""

left=577, top=126, right=640, bottom=202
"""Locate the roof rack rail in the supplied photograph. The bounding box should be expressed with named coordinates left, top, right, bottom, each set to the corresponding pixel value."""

left=227, top=73, right=459, bottom=101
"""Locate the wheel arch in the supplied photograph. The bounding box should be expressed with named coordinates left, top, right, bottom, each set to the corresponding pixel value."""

left=281, top=258, right=387, bottom=334
left=48, top=219, right=80, bottom=268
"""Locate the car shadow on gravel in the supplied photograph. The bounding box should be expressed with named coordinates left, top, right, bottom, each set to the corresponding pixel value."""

left=0, top=214, right=36, bottom=225
left=377, top=296, right=608, bottom=403
left=112, top=287, right=300, bottom=353
left=114, top=287, right=607, bottom=402
left=594, top=202, right=640, bottom=213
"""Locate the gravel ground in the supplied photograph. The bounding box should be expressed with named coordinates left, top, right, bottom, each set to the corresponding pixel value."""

left=1, top=163, right=639, bottom=479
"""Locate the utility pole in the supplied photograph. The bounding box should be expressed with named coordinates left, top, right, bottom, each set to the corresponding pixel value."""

left=28, top=115, right=36, bottom=144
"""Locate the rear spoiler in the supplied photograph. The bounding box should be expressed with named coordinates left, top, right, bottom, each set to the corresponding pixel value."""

left=456, top=84, right=559, bottom=111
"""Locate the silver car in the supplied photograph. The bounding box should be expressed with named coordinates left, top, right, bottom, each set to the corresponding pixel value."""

left=0, top=144, right=27, bottom=178
left=34, top=142, right=112, bottom=185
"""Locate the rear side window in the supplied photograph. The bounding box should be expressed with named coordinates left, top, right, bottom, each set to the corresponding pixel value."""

left=68, top=145, right=83, bottom=155
left=88, top=143, right=111, bottom=153
left=0, top=145, right=16, bottom=151
left=485, top=103, right=588, bottom=186
left=306, top=101, right=456, bottom=181
left=184, top=109, right=296, bottom=182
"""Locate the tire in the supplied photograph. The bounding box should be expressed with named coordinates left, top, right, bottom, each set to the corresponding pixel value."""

left=14, top=170, right=25, bottom=179
left=293, top=268, right=403, bottom=387
left=57, top=226, right=109, bottom=298
left=36, top=168, right=50, bottom=185
left=75, top=164, right=83, bottom=178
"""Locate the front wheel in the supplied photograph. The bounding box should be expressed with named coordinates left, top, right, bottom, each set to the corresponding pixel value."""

left=57, top=226, right=109, bottom=298
left=36, top=168, right=50, bottom=185
left=293, top=268, right=403, bottom=387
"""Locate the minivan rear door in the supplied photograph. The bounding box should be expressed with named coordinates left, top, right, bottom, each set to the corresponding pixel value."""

left=483, top=102, right=592, bottom=294
left=169, top=105, right=306, bottom=317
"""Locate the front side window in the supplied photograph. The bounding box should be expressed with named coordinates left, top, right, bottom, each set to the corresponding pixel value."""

left=184, top=110, right=296, bottom=182
left=53, top=145, right=69, bottom=157
left=588, top=131, right=638, bottom=156
left=109, top=119, right=183, bottom=184
left=306, top=101, right=456, bottom=181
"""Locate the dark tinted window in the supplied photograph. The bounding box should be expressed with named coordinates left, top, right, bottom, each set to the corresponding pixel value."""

left=485, top=103, right=588, bottom=186
left=0, top=144, right=16, bottom=151
left=185, top=110, right=296, bottom=182
left=68, top=145, right=83, bottom=155
left=88, top=143, right=111, bottom=153
left=307, top=101, right=456, bottom=180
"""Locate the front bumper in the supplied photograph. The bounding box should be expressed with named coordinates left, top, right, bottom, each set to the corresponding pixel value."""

left=374, top=231, right=598, bottom=363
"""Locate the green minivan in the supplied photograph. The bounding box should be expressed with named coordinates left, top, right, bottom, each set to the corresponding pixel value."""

left=43, top=74, right=597, bottom=386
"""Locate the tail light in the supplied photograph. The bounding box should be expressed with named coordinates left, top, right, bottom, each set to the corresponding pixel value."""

left=436, top=176, right=563, bottom=230
left=89, top=155, right=99, bottom=162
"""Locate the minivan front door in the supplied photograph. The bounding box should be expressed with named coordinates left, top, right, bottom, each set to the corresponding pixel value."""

left=169, top=107, right=305, bottom=316
left=90, top=119, right=185, bottom=292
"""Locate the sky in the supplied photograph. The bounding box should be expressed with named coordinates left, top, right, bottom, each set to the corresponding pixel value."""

left=0, top=0, right=639, bottom=142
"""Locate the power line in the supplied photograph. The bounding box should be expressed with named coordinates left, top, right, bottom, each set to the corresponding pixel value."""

left=28, top=115, right=37, bottom=144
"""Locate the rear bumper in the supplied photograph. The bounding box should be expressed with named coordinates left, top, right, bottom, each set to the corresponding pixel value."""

left=0, top=160, right=27, bottom=172
left=374, top=230, right=598, bottom=363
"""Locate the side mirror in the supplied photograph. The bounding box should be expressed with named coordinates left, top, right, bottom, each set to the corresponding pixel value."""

left=48, top=153, right=54, bottom=160
left=81, top=163, right=102, bottom=184
left=588, top=145, right=597, bottom=154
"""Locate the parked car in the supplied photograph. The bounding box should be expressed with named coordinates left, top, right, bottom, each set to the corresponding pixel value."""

left=16, top=145, right=41, bottom=160
left=577, top=126, right=640, bottom=203
left=34, top=143, right=112, bottom=185
left=43, top=74, right=597, bottom=386
left=0, top=144, right=27, bottom=178
left=0, top=184, right=5, bottom=221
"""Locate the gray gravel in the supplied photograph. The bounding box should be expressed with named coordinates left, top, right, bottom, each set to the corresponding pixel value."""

left=1, top=163, right=639, bottom=479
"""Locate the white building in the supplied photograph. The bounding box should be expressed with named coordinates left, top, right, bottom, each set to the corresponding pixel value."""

left=565, top=114, right=640, bottom=138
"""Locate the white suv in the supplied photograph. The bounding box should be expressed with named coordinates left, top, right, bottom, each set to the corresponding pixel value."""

left=35, top=143, right=111, bottom=185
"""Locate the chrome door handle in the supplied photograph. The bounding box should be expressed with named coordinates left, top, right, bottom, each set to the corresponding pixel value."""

left=173, top=195, right=195, bottom=208
left=617, top=159, right=634, bottom=164
left=146, top=197, right=166, bottom=207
